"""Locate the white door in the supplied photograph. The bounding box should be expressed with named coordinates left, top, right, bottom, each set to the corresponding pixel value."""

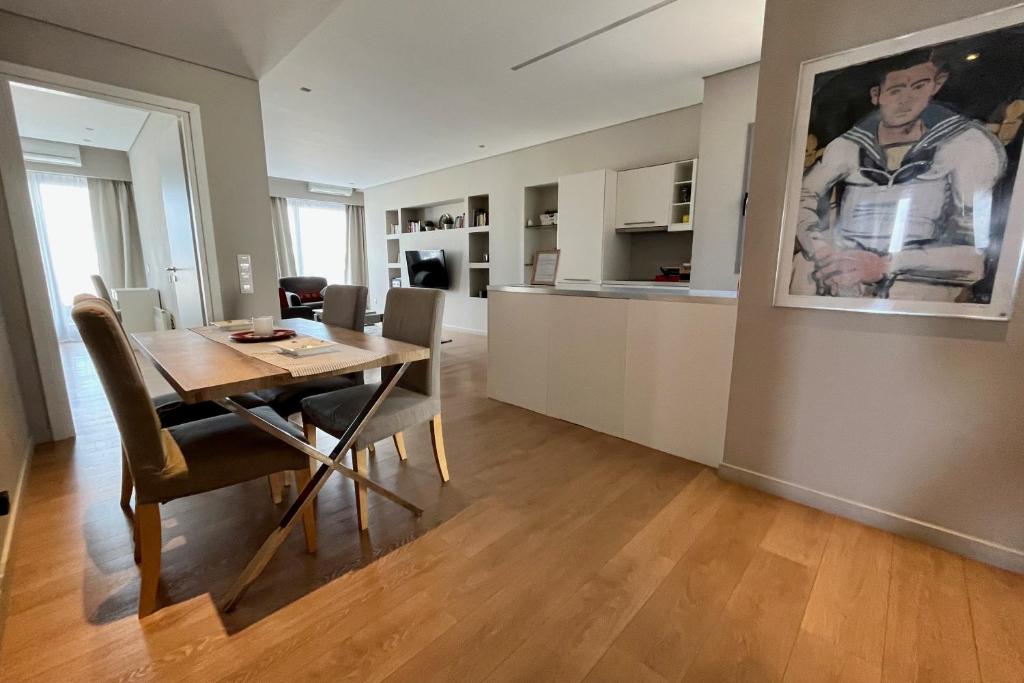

left=152, top=116, right=204, bottom=327
left=557, top=170, right=607, bottom=283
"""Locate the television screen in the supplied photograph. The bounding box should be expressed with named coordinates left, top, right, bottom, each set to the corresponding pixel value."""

left=405, top=249, right=450, bottom=289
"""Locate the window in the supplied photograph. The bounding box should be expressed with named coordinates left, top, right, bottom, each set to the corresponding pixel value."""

left=287, top=199, right=348, bottom=284
left=28, top=172, right=99, bottom=341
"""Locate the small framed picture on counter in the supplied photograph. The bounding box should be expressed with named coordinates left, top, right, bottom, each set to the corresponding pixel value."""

left=531, top=249, right=560, bottom=285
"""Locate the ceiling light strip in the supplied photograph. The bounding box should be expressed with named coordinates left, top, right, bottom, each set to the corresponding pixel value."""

left=510, top=0, right=680, bottom=71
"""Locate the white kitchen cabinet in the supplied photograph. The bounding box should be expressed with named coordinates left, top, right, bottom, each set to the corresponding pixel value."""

left=556, top=169, right=618, bottom=284
left=615, top=163, right=674, bottom=229
left=546, top=295, right=627, bottom=437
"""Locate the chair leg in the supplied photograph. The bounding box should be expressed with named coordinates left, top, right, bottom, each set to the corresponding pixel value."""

left=393, top=432, right=408, bottom=461
left=292, top=467, right=318, bottom=553
left=302, top=415, right=317, bottom=447
left=429, top=415, right=450, bottom=483
left=120, top=446, right=133, bottom=513
left=132, top=510, right=141, bottom=564
left=136, top=503, right=162, bottom=618
left=268, top=472, right=285, bottom=504
left=353, top=448, right=369, bottom=531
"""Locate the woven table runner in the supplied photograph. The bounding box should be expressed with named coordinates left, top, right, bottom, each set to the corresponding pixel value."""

left=191, top=326, right=383, bottom=378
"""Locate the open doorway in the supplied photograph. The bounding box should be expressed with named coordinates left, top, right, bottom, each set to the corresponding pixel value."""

left=4, top=79, right=212, bottom=435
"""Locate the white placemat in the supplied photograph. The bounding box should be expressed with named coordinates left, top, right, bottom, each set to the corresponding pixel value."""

left=192, top=326, right=383, bottom=378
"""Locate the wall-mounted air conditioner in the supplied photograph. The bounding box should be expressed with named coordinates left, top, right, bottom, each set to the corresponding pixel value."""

left=21, top=138, right=82, bottom=167
left=308, top=182, right=354, bottom=196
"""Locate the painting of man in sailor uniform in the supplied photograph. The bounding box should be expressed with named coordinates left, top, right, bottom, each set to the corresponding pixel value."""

left=777, top=11, right=1024, bottom=318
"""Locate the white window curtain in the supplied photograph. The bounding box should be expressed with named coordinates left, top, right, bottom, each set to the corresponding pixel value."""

left=27, top=172, right=100, bottom=342
left=88, top=178, right=146, bottom=290
left=270, top=196, right=296, bottom=278
left=270, top=197, right=369, bottom=287
left=345, top=204, right=368, bottom=287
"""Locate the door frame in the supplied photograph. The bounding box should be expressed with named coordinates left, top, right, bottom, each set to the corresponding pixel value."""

left=0, top=61, right=224, bottom=441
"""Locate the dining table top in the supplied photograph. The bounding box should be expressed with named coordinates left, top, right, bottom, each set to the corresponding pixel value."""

left=132, top=318, right=429, bottom=403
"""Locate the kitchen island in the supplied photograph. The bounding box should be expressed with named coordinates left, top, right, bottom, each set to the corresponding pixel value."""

left=487, top=284, right=738, bottom=467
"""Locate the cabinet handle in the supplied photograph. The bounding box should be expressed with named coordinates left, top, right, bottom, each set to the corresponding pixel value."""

left=623, top=220, right=655, bottom=225
left=562, top=278, right=594, bottom=282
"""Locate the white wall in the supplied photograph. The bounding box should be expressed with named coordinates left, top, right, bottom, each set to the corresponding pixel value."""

left=128, top=113, right=180, bottom=317
left=363, top=106, right=703, bottom=332
left=268, top=176, right=364, bottom=206
left=24, top=141, right=132, bottom=181
left=690, top=63, right=760, bottom=291
left=0, top=12, right=278, bottom=322
left=722, top=0, right=1024, bottom=571
left=0, top=182, right=32, bottom=592
left=0, top=11, right=279, bottom=442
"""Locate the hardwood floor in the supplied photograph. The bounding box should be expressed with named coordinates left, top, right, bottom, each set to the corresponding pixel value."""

left=1, top=333, right=1022, bottom=681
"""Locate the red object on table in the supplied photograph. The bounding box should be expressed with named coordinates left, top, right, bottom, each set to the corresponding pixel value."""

left=229, top=329, right=297, bottom=343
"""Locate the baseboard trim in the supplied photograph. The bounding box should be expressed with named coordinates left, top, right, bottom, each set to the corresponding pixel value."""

left=443, top=324, right=486, bottom=336
left=0, top=439, right=33, bottom=642
left=718, top=462, right=1024, bottom=574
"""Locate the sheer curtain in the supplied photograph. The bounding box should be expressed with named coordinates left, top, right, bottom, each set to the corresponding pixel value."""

left=345, top=204, right=368, bottom=287
left=286, top=198, right=348, bottom=284
left=270, top=197, right=369, bottom=286
left=27, top=172, right=100, bottom=342
left=270, top=196, right=296, bottom=278
left=88, top=178, right=145, bottom=290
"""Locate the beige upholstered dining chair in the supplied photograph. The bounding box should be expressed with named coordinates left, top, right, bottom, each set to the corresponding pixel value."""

left=90, top=273, right=113, bottom=305
left=71, top=294, right=267, bottom=511
left=72, top=298, right=317, bottom=617
left=301, top=287, right=448, bottom=530
left=256, top=284, right=368, bottom=436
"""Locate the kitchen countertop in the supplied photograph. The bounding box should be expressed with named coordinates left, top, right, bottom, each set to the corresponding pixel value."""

left=487, top=283, right=737, bottom=305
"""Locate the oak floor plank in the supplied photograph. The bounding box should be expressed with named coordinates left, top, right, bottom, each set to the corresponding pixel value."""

left=965, top=560, right=1024, bottom=682
left=881, top=537, right=981, bottom=683
left=587, top=484, right=779, bottom=681
left=679, top=521, right=828, bottom=682
left=485, top=470, right=728, bottom=682
left=782, top=518, right=892, bottom=683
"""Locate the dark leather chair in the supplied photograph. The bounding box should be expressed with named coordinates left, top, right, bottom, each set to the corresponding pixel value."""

left=279, top=276, right=328, bottom=312
left=279, top=287, right=316, bottom=320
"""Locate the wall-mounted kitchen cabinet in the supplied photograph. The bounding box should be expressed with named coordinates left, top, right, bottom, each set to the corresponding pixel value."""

left=615, top=159, right=697, bottom=233
left=556, top=169, right=624, bottom=283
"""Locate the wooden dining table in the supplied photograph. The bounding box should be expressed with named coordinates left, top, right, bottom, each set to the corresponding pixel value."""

left=132, top=317, right=430, bottom=611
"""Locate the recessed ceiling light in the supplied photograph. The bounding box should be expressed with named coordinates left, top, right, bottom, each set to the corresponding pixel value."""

left=300, top=86, right=312, bottom=93
left=83, top=138, right=92, bottom=143
left=478, top=144, right=486, bottom=149
left=85, top=127, right=95, bottom=131
left=966, top=52, right=980, bottom=61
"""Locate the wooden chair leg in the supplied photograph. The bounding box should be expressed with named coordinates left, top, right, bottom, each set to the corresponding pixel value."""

left=353, top=448, right=369, bottom=531
left=292, top=466, right=318, bottom=553
left=393, top=432, right=408, bottom=461
left=120, top=446, right=133, bottom=513
left=132, top=510, right=141, bottom=564
left=268, top=472, right=285, bottom=504
left=302, top=415, right=317, bottom=447
left=136, top=503, right=162, bottom=618
left=429, top=415, right=450, bottom=483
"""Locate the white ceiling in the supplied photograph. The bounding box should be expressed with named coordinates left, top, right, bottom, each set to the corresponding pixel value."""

left=10, top=83, right=149, bottom=151
left=0, top=0, right=344, bottom=78
left=261, top=0, right=766, bottom=188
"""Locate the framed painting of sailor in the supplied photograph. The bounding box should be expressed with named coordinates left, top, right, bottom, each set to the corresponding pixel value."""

left=774, top=6, right=1024, bottom=319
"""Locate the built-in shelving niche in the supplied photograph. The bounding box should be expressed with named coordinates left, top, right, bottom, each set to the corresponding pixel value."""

left=384, top=194, right=491, bottom=299
left=523, top=182, right=558, bottom=282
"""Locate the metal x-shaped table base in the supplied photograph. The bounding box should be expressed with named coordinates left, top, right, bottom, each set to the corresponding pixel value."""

left=216, top=362, right=420, bottom=611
